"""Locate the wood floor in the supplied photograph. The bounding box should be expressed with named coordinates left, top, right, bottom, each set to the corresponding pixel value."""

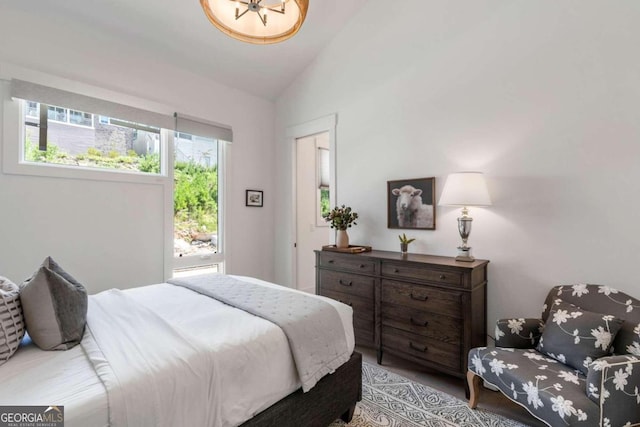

left=356, top=346, right=547, bottom=427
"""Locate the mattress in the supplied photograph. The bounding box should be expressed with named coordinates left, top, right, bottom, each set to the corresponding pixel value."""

left=0, top=275, right=354, bottom=427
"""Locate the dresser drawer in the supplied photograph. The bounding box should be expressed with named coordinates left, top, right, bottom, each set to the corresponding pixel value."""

left=319, top=270, right=375, bottom=300
left=320, top=289, right=374, bottom=320
left=382, top=326, right=461, bottom=371
left=382, top=261, right=463, bottom=286
left=381, top=280, right=462, bottom=318
left=319, top=252, right=376, bottom=274
left=381, top=304, right=461, bottom=344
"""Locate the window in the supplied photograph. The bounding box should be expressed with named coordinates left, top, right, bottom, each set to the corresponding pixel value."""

left=5, top=80, right=232, bottom=280
left=48, top=105, right=67, bottom=123
left=69, top=109, right=92, bottom=127
left=173, top=133, right=220, bottom=267
left=317, top=145, right=331, bottom=225
left=172, top=114, right=230, bottom=276
left=25, top=101, right=38, bottom=118
left=21, top=100, right=162, bottom=175
left=176, top=132, right=193, bottom=141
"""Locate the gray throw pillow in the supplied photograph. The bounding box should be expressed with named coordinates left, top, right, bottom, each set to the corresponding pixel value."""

left=0, top=277, right=25, bottom=364
left=537, top=298, right=624, bottom=374
left=20, top=257, right=88, bottom=350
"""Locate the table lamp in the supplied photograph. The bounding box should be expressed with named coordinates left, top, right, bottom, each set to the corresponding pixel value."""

left=438, top=172, right=492, bottom=261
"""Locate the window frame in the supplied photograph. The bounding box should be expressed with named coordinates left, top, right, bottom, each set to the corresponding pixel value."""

left=4, top=98, right=170, bottom=185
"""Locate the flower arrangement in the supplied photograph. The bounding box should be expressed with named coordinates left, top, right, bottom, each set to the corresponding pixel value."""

left=324, top=205, right=358, bottom=230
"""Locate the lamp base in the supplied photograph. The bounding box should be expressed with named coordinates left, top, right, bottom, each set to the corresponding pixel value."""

left=455, top=246, right=475, bottom=262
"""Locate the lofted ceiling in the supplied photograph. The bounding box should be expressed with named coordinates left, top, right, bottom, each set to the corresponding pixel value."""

left=1, top=0, right=368, bottom=101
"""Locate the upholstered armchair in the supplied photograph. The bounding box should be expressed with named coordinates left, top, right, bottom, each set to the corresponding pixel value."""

left=467, top=284, right=640, bottom=427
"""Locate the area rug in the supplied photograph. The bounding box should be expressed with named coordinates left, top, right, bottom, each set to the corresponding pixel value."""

left=330, top=362, right=529, bottom=427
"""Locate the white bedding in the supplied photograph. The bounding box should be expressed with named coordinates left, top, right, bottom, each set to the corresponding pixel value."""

left=0, top=275, right=354, bottom=427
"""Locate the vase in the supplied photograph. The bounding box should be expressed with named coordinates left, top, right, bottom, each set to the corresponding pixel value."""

left=336, top=229, right=349, bottom=248
left=400, top=242, right=408, bottom=254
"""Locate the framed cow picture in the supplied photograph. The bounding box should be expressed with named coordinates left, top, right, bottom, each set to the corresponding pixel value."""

left=387, top=177, right=436, bottom=230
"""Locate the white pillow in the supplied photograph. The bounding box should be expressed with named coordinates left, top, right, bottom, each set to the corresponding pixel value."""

left=0, top=276, right=25, bottom=365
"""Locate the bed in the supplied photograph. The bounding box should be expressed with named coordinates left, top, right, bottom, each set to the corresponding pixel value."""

left=0, top=274, right=361, bottom=427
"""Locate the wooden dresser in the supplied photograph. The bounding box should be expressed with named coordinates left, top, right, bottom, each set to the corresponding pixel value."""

left=315, top=249, right=488, bottom=379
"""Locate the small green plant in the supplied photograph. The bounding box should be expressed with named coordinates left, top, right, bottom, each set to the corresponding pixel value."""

left=139, top=153, right=161, bottom=174
left=87, top=147, right=102, bottom=157
left=25, top=140, right=62, bottom=163
left=398, top=233, right=415, bottom=245
left=399, top=233, right=415, bottom=254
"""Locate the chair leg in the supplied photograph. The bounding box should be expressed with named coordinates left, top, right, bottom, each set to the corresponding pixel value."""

left=467, top=370, right=481, bottom=409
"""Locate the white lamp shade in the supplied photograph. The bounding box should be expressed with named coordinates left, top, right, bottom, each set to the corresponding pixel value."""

left=438, top=172, right=492, bottom=207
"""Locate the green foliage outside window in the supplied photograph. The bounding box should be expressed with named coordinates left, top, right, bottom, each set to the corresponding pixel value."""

left=173, top=161, right=218, bottom=238
left=137, top=152, right=161, bottom=173
left=25, top=140, right=65, bottom=163
left=25, top=140, right=157, bottom=171
left=320, top=188, right=330, bottom=219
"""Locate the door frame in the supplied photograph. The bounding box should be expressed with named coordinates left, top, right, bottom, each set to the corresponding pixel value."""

left=286, top=114, right=337, bottom=290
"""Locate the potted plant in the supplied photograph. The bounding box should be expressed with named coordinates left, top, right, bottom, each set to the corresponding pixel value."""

left=398, top=233, right=415, bottom=254
left=324, top=205, right=358, bottom=248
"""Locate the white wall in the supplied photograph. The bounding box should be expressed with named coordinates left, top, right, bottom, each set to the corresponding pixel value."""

left=275, top=0, right=640, bottom=328
left=0, top=8, right=276, bottom=292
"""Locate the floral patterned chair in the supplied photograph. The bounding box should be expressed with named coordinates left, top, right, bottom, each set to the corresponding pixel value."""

left=467, top=284, right=640, bottom=427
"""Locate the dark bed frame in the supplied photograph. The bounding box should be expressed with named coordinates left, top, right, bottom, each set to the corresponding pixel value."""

left=241, top=352, right=362, bottom=427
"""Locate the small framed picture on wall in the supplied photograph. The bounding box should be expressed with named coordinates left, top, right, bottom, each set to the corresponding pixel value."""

left=246, top=190, right=263, bottom=207
left=387, top=177, right=435, bottom=230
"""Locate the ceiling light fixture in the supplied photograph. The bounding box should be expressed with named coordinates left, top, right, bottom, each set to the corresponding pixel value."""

left=200, top=0, right=309, bottom=45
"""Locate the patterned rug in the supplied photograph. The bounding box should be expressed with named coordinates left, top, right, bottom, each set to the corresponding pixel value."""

left=330, top=362, right=529, bottom=427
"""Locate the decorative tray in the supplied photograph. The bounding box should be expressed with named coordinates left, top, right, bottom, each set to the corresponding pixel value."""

left=322, top=245, right=372, bottom=253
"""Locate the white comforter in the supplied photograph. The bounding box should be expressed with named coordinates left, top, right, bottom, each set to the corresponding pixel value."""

left=84, top=288, right=223, bottom=427
left=0, top=276, right=355, bottom=427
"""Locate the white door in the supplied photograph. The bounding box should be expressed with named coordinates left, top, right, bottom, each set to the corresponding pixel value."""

left=295, top=132, right=331, bottom=293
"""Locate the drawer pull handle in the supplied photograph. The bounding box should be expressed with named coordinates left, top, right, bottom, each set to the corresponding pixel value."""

left=328, top=260, right=335, bottom=264
left=439, top=274, right=446, bottom=280
left=359, top=264, right=366, bottom=269
left=339, top=300, right=353, bottom=307
left=410, top=293, right=429, bottom=301
left=410, top=318, right=428, bottom=327
left=409, top=342, right=428, bottom=353
left=394, top=268, right=400, bottom=273
left=339, top=279, right=353, bottom=287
